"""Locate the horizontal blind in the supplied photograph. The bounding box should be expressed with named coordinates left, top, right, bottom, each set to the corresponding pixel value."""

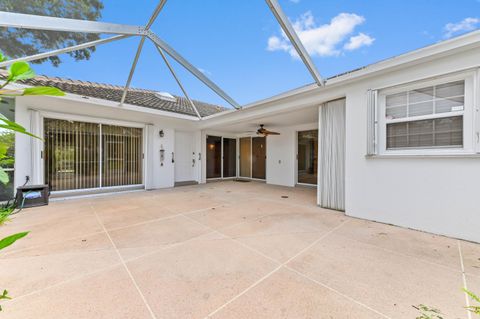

left=44, top=119, right=100, bottom=191
left=44, top=119, right=143, bottom=191
left=102, top=125, right=143, bottom=187
left=386, top=116, right=463, bottom=149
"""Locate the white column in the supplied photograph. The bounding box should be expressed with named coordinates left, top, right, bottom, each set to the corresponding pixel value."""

left=30, top=110, right=43, bottom=185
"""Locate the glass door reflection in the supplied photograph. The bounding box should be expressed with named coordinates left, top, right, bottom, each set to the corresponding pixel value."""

left=297, top=130, right=318, bottom=185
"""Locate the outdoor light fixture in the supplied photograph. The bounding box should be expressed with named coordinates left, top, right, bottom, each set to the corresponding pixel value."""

left=159, top=129, right=164, bottom=138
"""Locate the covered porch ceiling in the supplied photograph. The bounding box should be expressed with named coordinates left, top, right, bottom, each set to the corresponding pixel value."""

left=204, top=104, right=319, bottom=134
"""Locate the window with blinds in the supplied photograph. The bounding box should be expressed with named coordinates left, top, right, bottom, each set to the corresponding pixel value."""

left=102, top=125, right=143, bottom=187
left=44, top=118, right=143, bottom=192
left=385, top=80, right=465, bottom=150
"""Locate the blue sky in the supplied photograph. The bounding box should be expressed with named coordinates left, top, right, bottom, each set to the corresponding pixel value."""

left=30, top=0, right=480, bottom=108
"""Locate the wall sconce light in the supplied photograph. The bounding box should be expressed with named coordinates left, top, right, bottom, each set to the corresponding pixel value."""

left=159, top=129, right=164, bottom=138
left=208, top=143, right=215, bottom=150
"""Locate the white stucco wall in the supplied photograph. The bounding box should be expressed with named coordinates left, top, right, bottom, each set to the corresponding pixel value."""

left=266, top=123, right=318, bottom=187
left=342, top=49, right=480, bottom=242
left=13, top=95, right=199, bottom=192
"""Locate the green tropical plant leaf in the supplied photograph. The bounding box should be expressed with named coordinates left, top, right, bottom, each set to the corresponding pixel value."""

left=0, top=117, right=40, bottom=139
left=7, top=61, right=35, bottom=82
left=464, top=288, right=480, bottom=303
left=0, top=52, right=6, bottom=63
left=0, top=232, right=29, bottom=250
left=0, top=290, right=10, bottom=300
left=0, top=143, right=7, bottom=159
left=23, top=86, right=65, bottom=96
left=0, top=168, right=8, bottom=185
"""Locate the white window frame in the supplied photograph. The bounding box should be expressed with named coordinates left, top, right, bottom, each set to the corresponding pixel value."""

left=377, top=71, right=477, bottom=156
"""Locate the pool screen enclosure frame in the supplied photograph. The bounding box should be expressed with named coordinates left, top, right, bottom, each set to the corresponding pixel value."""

left=0, top=0, right=324, bottom=119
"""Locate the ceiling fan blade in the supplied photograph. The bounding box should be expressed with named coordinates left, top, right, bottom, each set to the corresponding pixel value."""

left=263, top=129, right=280, bottom=135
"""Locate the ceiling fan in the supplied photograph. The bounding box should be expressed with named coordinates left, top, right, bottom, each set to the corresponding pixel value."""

left=256, top=124, right=280, bottom=136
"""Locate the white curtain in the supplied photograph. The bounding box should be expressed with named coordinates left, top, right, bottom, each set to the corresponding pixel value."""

left=318, top=99, right=346, bottom=211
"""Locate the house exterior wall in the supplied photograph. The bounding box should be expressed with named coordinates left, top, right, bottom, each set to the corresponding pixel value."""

left=13, top=95, right=199, bottom=193
left=8, top=37, right=480, bottom=243
left=342, top=48, right=480, bottom=243
left=266, top=123, right=318, bottom=187
left=199, top=43, right=480, bottom=242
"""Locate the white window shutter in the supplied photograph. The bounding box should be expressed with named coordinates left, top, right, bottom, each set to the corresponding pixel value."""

left=366, top=89, right=378, bottom=156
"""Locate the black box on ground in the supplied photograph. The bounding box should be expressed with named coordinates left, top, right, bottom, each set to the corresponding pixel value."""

left=16, top=185, right=49, bottom=208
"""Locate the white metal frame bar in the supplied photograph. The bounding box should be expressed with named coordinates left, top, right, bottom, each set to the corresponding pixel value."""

left=0, top=0, right=270, bottom=110
left=146, top=0, right=168, bottom=29
left=147, top=32, right=241, bottom=109
left=0, top=11, right=146, bottom=35
left=120, top=36, right=146, bottom=104
left=120, top=1, right=168, bottom=104
left=265, top=0, right=324, bottom=86
left=155, top=45, right=202, bottom=119
left=0, top=35, right=129, bottom=68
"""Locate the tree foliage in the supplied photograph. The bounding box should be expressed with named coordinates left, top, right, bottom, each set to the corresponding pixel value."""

left=0, top=0, right=104, bottom=67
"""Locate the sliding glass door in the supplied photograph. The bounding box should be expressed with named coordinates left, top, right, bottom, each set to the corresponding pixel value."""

left=297, top=130, right=318, bottom=185
left=206, top=135, right=222, bottom=179
left=44, top=118, right=143, bottom=192
left=206, top=136, right=237, bottom=179
left=239, top=137, right=251, bottom=178
left=102, top=125, right=143, bottom=187
left=223, top=138, right=236, bottom=178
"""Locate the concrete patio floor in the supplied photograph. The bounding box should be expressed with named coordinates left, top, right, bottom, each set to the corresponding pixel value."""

left=0, top=181, right=479, bottom=318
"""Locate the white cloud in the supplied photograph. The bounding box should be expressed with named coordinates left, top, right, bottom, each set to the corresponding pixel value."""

left=444, top=17, right=479, bottom=38
left=267, top=12, right=373, bottom=58
left=344, top=32, right=375, bottom=50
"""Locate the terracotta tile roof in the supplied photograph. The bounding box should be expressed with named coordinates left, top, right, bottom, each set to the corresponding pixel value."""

left=1, top=71, right=227, bottom=117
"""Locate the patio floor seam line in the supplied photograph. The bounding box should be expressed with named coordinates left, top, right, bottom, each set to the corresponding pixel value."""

left=90, top=205, right=158, bottom=319
left=106, top=212, right=185, bottom=232
left=332, top=231, right=465, bottom=275
left=283, top=265, right=393, bottom=319
left=180, top=213, right=281, bottom=265
left=204, top=219, right=350, bottom=318
left=1, top=229, right=107, bottom=257
left=227, top=229, right=328, bottom=240
left=183, top=211, right=346, bottom=266
left=210, top=224, right=391, bottom=318
left=5, top=261, right=125, bottom=304
left=6, top=229, right=223, bottom=303
left=458, top=241, right=473, bottom=319
left=115, top=208, right=279, bottom=266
